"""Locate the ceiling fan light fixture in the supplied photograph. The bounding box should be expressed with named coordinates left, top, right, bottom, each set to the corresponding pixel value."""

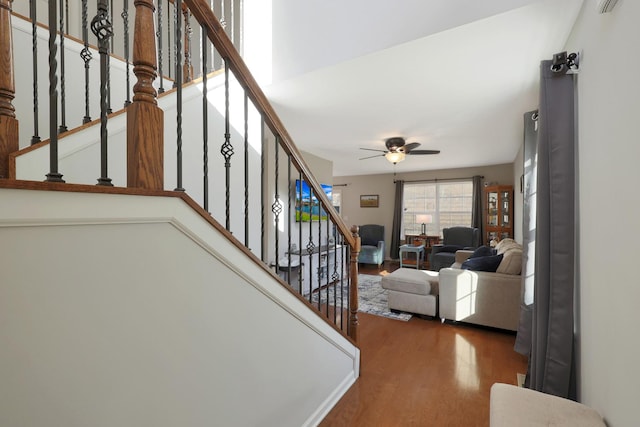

left=385, top=151, right=406, bottom=164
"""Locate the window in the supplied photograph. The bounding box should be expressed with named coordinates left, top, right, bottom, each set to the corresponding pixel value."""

left=402, top=180, right=473, bottom=238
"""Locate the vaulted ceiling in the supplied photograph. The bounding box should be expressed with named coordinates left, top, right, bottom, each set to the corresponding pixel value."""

left=262, top=0, right=585, bottom=176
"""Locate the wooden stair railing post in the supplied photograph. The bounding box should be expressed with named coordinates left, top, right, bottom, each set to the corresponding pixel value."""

left=349, top=225, right=361, bottom=341
left=127, top=0, right=164, bottom=189
left=181, top=3, right=193, bottom=83
left=0, top=0, right=18, bottom=179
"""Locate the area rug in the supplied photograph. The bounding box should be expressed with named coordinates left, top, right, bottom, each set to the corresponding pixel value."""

left=312, top=274, right=412, bottom=321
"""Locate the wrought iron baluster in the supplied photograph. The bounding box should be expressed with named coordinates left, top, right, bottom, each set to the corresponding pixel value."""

left=346, top=245, right=351, bottom=335
left=65, top=0, right=69, bottom=33
left=244, top=92, right=249, bottom=247
left=317, top=208, right=322, bottom=310
left=202, top=25, right=209, bottom=211
left=216, top=0, right=226, bottom=71
left=209, top=0, right=217, bottom=71
left=109, top=0, right=114, bottom=43
left=221, top=62, right=234, bottom=229
left=332, top=221, right=340, bottom=325
left=157, top=0, right=164, bottom=93
left=167, top=0, right=171, bottom=81
left=341, top=236, right=346, bottom=329
left=80, top=0, right=92, bottom=124
left=272, top=138, right=282, bottom=271
left=298, top=171, right=303, bottom=294
left=45, top=0, right=63, bottom=182
left=325, top=216, right=331, bottom=317
left=173, top=0, right=180, bottom=88
left=92, top=0, right=113, bottom=186
left=58, top=0, right=67, bottom=134
left=260, top=120, right=266, bottom=262
left=307, top=185, right=315, bottom=302
left=174, top=0, right=184, bottom=190
left=285, top=155, right=292, bottom=285
left=122, top=0, right=131, bottom=107
left=29, top=0, right=40, bottom=144
left=106, top=0, right=112, bottom=114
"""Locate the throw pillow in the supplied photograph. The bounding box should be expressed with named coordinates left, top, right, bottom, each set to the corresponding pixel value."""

left=470, top=245, right=495, bottom=259
left=461, top=254, right=503, bottom=272
left=496, top=248, right=523, bottom=275
left=496, top=238, right=519, bottom=255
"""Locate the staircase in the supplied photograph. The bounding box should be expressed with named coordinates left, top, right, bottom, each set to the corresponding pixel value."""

left=0, top=1, right=360, bottom=425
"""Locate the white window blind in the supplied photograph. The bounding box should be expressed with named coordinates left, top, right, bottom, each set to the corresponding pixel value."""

left=401, top=180, right=473, bottom=238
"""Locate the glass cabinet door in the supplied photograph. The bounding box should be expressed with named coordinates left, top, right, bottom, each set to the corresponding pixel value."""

left=500, top=190, right=511, bottom=227
left=487, top=192, right=498, bottom=226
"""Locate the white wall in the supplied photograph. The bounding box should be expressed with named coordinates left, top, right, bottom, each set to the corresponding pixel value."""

left=564, top=2, right=640, bottom=425
left=334, top=163, right=516, bottom=258
left=0, top=188, right=359, bottom=427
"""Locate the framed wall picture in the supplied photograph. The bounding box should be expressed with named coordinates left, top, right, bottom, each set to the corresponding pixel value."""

left=360, top=194, right=379, bottom=208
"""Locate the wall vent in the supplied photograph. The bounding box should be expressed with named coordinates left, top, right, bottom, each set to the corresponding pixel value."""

left=596, top=0, right=619, bottom=13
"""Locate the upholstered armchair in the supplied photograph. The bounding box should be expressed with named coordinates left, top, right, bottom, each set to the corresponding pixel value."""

left=357, top=224, right=385, bottom=268
left=429, top=226, right=481, bottom=271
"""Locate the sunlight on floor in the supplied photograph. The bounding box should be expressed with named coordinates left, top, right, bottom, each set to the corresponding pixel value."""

left=454, top=333, right=480, bottom=391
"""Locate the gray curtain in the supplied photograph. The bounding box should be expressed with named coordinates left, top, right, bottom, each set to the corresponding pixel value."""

left=390, top=180, right=404, bottom=259
left=471, top=175, right=484, bottom=242
left=527, top=60, right=576, bottom=399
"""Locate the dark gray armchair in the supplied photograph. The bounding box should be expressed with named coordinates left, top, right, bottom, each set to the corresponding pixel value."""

left=430, top=226, right=481, bottom=271
left=357, top=224, right=385, bottom=268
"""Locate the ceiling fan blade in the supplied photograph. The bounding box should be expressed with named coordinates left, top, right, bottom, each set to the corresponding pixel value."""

left=403, top=142, right=421, bottom=153
left=359, top=154, right=385, bottom=160
left=359, top=148, right=387, bottom=153
left=407, top=149, right=440, bottom=155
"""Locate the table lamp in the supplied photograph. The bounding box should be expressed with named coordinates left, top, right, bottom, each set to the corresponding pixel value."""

left=415, top=214, right=432, bottom=235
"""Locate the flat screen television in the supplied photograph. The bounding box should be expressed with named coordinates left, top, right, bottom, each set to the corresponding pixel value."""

left=295, top=180, right=332, bottom=222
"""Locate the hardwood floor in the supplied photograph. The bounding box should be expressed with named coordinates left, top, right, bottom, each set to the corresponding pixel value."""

left=320, top=261, right=527, bottom=427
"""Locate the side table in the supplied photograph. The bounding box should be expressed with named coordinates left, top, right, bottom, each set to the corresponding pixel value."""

left=399, top=244, right=425, bottom=269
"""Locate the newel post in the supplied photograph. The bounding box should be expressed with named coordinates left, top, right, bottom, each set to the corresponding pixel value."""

left=0, top=0, right=18, bottom=179
left=127, top=0, right=164, bottom=189
left=349, top=225, right=361, bottom=341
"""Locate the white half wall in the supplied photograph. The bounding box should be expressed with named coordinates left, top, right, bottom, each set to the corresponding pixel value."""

left=564, top=2, right=640, bottom=426
left=0, top=188, right=359, bottom=427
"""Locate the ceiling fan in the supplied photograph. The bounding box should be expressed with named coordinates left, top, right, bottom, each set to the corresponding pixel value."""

left=360, top=137, right=440, bottom=164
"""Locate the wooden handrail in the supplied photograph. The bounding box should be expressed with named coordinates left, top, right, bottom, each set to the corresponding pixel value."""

left=183, top=0, right=355, bottom=249
left=0, top=0, right=18, bottom=178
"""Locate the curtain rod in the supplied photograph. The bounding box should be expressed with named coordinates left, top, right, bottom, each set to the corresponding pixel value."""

left=394, top=175, right=484, bottom=184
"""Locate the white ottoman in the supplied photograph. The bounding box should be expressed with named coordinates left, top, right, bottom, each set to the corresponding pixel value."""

left=381, top=268, right=439, bottom=317
left=490, top=383, right=605, bottom=427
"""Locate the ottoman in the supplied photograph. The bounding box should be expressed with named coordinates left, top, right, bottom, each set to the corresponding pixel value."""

left=381, top=268, right=439, bottom=317
left=490, top=383, right=605, bottom=427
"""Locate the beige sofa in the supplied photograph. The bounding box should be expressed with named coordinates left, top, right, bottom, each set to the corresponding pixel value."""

left=439, top=239, right=523, bottom=331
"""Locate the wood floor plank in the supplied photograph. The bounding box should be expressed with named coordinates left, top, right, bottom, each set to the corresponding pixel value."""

left=320, top=262, right=527, bottom=426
